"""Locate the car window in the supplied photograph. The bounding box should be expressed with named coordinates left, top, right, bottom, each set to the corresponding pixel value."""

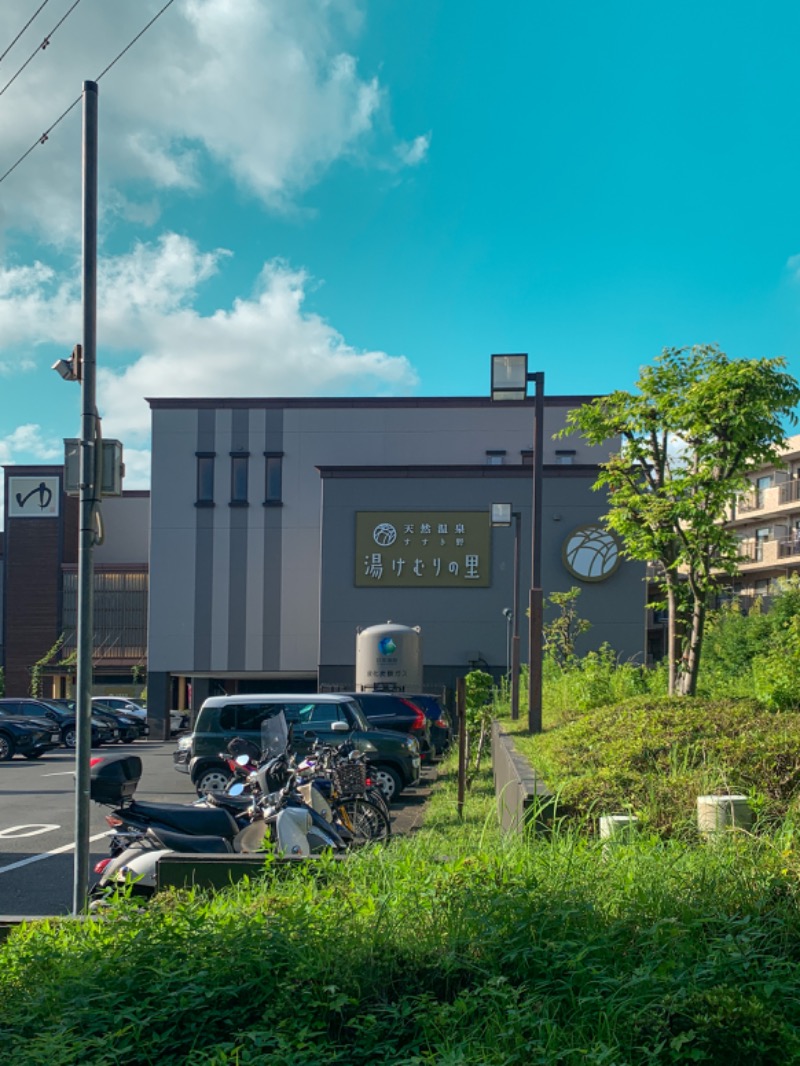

left=281, top=702, right=345, bottom=726
left=217, top=702, right=283, bottom=732
left=19, top=702, right=46, bottom=717
left=0, top=701, right=24, bottom=716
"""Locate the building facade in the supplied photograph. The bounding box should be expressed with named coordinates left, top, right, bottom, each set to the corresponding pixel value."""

left=146, top=396, right=648, bottom=734
left=1, top=464, right=148, bottom=698
left=725, top=433, right=800, bottom=598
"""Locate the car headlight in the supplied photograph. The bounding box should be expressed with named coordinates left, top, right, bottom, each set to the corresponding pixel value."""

left=177, top=734, right=194, bottom=751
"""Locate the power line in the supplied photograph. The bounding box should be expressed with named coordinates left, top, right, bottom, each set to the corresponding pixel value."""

left=0, top=0, right=53, bottom=67
left=0, top=0, right=84, bottom=99
left=0, top=0, right=178, bottom=187
left=96, top=0, right=177, bottom=83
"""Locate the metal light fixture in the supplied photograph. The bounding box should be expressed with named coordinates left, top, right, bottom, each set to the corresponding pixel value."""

left=490, top=355, right=545, bottom=732
left=51, top=344, right=82, bottom=382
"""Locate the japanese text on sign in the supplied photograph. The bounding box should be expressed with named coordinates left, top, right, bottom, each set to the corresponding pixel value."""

left=355, top=511, right=491, bottom=587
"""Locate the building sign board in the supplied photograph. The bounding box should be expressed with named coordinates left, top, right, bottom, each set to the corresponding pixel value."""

left=356, top=511, right=490, bottom=587
left=7, top=476, right=60, bottom=519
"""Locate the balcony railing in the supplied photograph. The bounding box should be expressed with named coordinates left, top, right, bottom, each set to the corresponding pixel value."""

left=779, top=480, right=800, bottom=505
left=778, top=536, right=800, bottom=559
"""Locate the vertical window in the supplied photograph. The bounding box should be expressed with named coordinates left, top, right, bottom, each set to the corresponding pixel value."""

left=230, top=452, right=250, bottom=505
left=755, top=526, right=770, bottom=562
left=196, top=453, right=215, bottom=506
left=755, top=475, right=771, bottom=509
left=264, top=452, right=283, bottom=505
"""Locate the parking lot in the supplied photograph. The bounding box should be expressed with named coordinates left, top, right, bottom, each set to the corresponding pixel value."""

left=0, top=739, right=436, bottom=917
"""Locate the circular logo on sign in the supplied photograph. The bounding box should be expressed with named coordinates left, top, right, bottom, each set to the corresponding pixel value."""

left=563, top=525, right=621, bottom=582
left=373, top=522, right=397, bottom=547
left=378, top=637, right=397, bottom=655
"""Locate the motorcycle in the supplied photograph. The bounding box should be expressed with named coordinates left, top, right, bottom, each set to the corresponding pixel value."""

left=89, top=714, right=341, bottom=901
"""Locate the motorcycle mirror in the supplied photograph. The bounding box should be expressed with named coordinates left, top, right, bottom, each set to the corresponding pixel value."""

left=228, top=782, right=246, bottom=796
left=235, top=754, right=250, bottom=766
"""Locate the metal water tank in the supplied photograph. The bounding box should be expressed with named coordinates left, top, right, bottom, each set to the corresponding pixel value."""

left=355, top=621, right=422, bottom=692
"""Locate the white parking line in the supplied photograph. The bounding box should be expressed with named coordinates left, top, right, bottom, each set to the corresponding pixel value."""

left=0, top=824, right=60, bottom=838
left=0, top=831, right=111, bottom=874
left=40, top=771, right=75, bottom=777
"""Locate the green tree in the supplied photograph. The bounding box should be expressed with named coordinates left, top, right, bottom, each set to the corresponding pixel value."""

left=543, top=586, right=592, bottom=665
left=560, top=345, right=800, bottom=696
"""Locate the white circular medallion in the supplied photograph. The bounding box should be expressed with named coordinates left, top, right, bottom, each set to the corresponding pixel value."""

left=563, top=525, right=621, bottom=582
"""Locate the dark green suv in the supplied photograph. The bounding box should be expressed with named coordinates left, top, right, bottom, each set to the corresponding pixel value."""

left=173, top=693, right=421, bottom=803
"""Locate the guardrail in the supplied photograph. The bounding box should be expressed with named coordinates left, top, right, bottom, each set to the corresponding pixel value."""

left=491, top=720, right=554, bottom=834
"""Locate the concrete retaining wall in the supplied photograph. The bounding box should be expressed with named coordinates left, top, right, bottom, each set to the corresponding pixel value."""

left=491, top=720, right=554, bottom=834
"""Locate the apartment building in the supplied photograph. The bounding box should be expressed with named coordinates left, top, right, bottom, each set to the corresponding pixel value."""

left=725, top=434, right=800, bottom=598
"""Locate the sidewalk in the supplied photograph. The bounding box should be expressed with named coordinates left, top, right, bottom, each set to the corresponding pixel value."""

left=390, top=764, right=438, bottom=836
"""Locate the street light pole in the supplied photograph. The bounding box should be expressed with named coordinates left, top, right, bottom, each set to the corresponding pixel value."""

left=529, top=372, right=544, bottom=734
left=491, top=504, right=522, bottom=720
left=74, top=80, right=99, bottom=915
left=490, top=355, right=545, bottom=733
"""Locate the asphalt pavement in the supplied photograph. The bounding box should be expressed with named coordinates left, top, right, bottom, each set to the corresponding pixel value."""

left=0, top=739, right=438, bottom=918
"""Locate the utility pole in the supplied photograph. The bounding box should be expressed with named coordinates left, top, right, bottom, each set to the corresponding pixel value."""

left=73, top=80, right=98, bottom=915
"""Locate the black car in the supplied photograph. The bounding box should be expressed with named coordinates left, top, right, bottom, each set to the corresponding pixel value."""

left=53, top=698, right=144, bottom=743
left=338, top=692, right=433, bottom=761
left=0, top=698, right=115, bottom=748
left=0, top=710, right=61, bottom=760
left=405, top=693, right=453, bottom=756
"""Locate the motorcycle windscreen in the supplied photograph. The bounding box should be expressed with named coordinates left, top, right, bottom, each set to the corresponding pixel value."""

left=260, top=710, right=289, bottom=759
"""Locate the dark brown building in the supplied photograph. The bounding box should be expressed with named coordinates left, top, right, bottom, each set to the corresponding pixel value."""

left=2, top=465, right=149, bottom=698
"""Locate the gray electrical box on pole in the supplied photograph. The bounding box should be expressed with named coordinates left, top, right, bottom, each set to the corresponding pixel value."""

left=64, top=438, right=124, bottom=496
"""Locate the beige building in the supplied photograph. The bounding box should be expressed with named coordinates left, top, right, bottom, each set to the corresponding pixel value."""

left=726, top=434, right=800, bottom=598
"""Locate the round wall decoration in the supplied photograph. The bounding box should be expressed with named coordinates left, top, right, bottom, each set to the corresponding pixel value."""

left=562, top=524, right=621, bottom=582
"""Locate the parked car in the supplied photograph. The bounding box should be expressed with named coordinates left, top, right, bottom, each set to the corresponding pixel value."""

left=173, top=693, right=421, bottom=803
left=404, top=693, right=453, bottom=756
left=91, top=697, right=185, bottom=735
left=0, top=709, right=62, bottom=760
left=49, top=698, right=144, bottom=743
left=0, top=698, right=115, bottom=748
left=338, top=692, right=433, bottom=761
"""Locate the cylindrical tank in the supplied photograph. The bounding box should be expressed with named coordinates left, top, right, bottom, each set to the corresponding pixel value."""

left=355, top=621, right=422, bottom=692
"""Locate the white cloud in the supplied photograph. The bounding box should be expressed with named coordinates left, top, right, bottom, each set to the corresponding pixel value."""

left=0, top=424, right=62, bottom=465
left=0, top=233, right=419, bottom=444
left=0, top=0, right=424, bottom=244
left=395, top=133, right=431, bottom=167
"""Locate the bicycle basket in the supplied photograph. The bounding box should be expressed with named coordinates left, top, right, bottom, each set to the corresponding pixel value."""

left=331, top=760, right=367, bottom=796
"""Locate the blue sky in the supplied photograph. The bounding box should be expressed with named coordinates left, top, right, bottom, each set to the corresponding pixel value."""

left=2, top=0, right=800, bottom=507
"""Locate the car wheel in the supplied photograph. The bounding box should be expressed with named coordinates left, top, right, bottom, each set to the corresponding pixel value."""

left=0, top=733, right=16, bottom=760
left=62, top=727, right=77, bottom=748
left=194, top=766, right=233, bottom=795
left=24, top=751, right=46, bottom=760
left=371, top=765, right=402, bottom=804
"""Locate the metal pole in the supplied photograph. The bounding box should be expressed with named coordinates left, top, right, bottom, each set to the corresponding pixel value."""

left=73, top=80, right=98, bottom=915
left=510, top=511, right=521, bottom=720
left=456, top=676, right=466, bottom=819
left=528, top=372, right=544, bottom=733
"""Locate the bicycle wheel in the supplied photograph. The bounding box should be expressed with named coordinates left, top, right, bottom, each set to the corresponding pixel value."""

left=337, top=797, right=391, bottom=844
left=366, top=784, right=391, bottom=819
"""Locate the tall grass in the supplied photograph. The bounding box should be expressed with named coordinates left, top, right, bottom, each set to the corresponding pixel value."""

left=2, top=758, right=800, bottom=1064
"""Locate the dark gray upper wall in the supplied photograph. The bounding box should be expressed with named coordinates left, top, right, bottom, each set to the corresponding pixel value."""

left=318, top=468, right=646, bottom=676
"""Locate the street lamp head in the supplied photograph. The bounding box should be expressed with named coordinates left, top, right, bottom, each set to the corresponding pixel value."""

left=491, top=502, right=513, bottom=527
left=491, top=353, right=529, bottom=401
left=502, top=607, right=513, bottom=620
left=52, top=357, right=77, bottom=381
left=51, top=344, right=82, bottom=383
